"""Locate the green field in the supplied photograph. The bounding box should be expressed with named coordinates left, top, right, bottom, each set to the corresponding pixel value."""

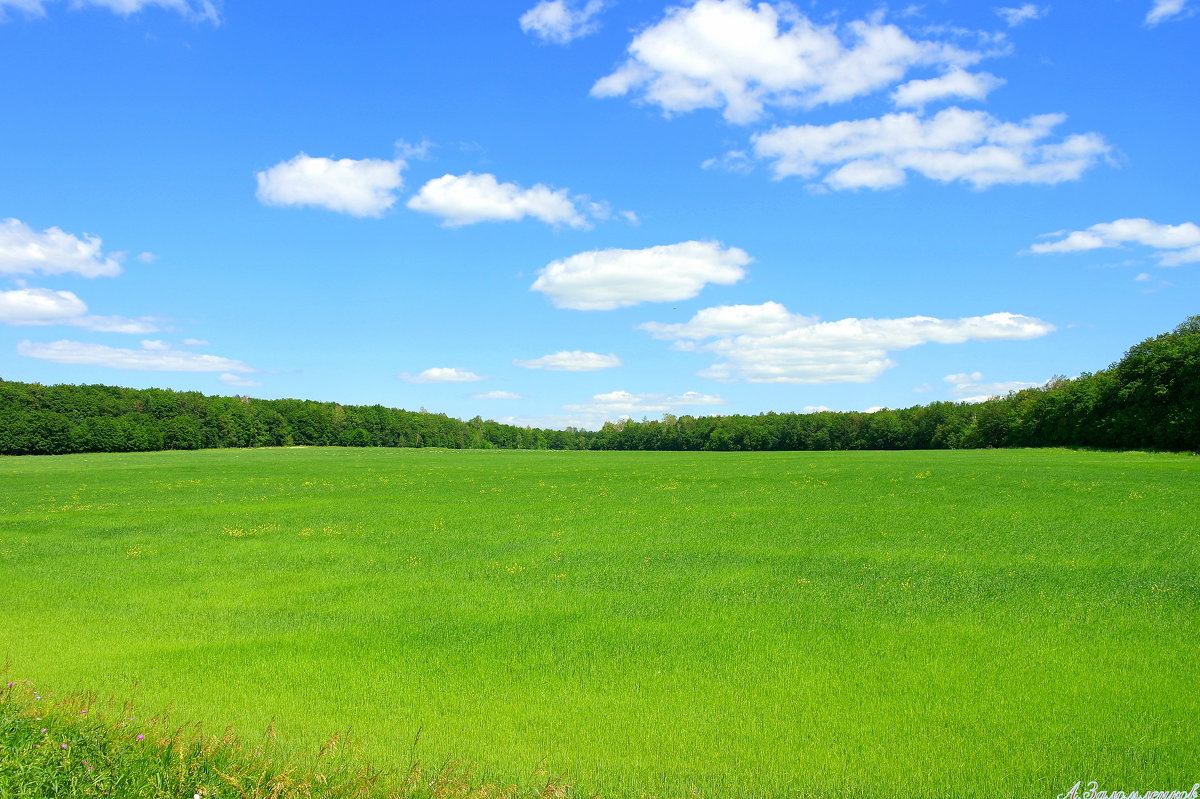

left=1, top=448, right=1197, bottom=798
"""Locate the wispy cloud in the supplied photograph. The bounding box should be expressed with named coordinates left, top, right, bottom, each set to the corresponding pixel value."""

left=563, top=389, right=726, bottom=414
left=750, top=108, right=1109, bottom=190
left=520, top=0, right=605, bottom=44
left=944, top=371, right=1041, bottom=402
left=513, top=351, right=622, bottom=371
left=219, top=373, right=262, bottom=388
left=18, top=338, right=255, bottom=372
left=0, top=287, right=159, bottom=333
left=642, top=303, right=1056, bottom=383
left=995, top=5, right=1046, bottom=27
left=0, top=0, right=220, bottom=23
left=1028, top=218, right=1200, bottom=265
left=1146, top=0, right=1194, bottom=26
left=398, top=367, right=485, bottom=384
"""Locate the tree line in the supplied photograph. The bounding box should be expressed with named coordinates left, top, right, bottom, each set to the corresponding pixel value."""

left=1, top=317, right=1195, bottom=456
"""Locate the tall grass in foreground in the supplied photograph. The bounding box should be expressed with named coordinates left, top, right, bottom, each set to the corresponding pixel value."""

left=0, top=680, right=577, bottom=799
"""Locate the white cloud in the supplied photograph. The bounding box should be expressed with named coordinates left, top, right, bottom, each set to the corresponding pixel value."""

left=182, top=338, right=209, bottom=346
left=1146, top=0, right=1194, bottom=26
left=701, top=149, right=756, bottom=174
left=751, top=107, right=1109, bottom=190
left=0, top=0, right=219, bottom=23
left=136, top=251, right=157, bottom=263
left=1029, top=218, right=1200, bottom=265
left=80, top=318, right=157, bottom=333
left=531, top=240, right=750, bottom=310
left=399, top=367, right=485, bottom=384
left=0, top=0, right=45, bottom=16
left=219, top=373, right=262, bottom=387
left=563, top=389, right=726, bottom=414
left=0, top=218, right=124, bottom=278
left=513, top=350, right=622, bottom=371
left=642, top=303, right=1055, bottom=384
left=1134, top=272, right=1151, bottom=281
left=590, top=0, right=990, bottom=124
left=995, top=5, right=1045, bottom=27
left=474, top=390, right=521, bottom=399
left=891, top=69, right=1004, bottom=109
left=394, top=139, right=434, bottom=161
left=17, top=339, right=255, bottom=372
left=0, top=287, right=159, bottom=333
left=495, top=413, right=609, bottom=431
left=520, top=0, right=605, bottom=44
left=642, top=301, right=808, bottom=338
left=0, top=288, right=86, bottom=324
left=255, top=153, right=406, bottom=217
left=944, top=371, right=1040, bottom=400
left=407, top=173, right=596, bottom=229
left=79, top=0, right=218, bottom=22
left=77, top=316, right=160, bottom=333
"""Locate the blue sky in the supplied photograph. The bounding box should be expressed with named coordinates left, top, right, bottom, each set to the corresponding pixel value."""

left=0, top=0, right=1196, bottom=429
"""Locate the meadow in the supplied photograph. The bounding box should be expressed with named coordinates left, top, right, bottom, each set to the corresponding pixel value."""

left=0, top=447, right=1196, bottom=798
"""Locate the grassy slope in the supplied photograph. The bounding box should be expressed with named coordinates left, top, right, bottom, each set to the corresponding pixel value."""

left=0, top=448, right=1196, bottom=798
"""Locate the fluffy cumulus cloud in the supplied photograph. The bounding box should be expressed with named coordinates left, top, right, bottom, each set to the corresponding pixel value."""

left=474, top=390, right=521, bottom=399
left=563, top=389, right=726, bottom=414
left=0, top=288, right=87, bottom=323
left=399, top=367, right=485, bottom=384
left=0, top=287, right=159, bottom=333
left=513, top=350, right=622, bottom=371
left=641, top=303, right=1055, bottom=383
left=995, top=5, right=1045, bottom=27
left=531, top=240, right=750, bottom=310
left=1029, top=218, right=1200, bottom=265
left=0, top=0, right=219, bottom=22
left=590, top=0, right=989, bottom=124
left=1146, top=0, right=1194, bottom=26
left=891, top=69, right=1004, bottom=110
left=944, top=371, right=1041, bottom=402
left=17, top=339, right=255, bottom=372
left=0, top=218, right=123, bottom=278
left=255, top=153, right=406, bottom=217
left=520, top=0, right=605, bottom=44
left=750, top=107, right=1109, bottom=190
left=407, top=173, right=595, bottom=228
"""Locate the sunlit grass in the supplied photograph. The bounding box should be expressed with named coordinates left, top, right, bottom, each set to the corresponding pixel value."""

left=0, top=679, right=570, bottom=798
left=1, top=448, right=1197, bottom=798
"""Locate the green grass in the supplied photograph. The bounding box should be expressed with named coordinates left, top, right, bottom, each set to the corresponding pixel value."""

left=0, top=679, right=570, bottom=798
left=1, top=448, right=1197, bottom=798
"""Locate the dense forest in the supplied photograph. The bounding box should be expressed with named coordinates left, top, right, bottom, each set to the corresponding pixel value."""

left=2, top=317, right=1196, bottom=455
